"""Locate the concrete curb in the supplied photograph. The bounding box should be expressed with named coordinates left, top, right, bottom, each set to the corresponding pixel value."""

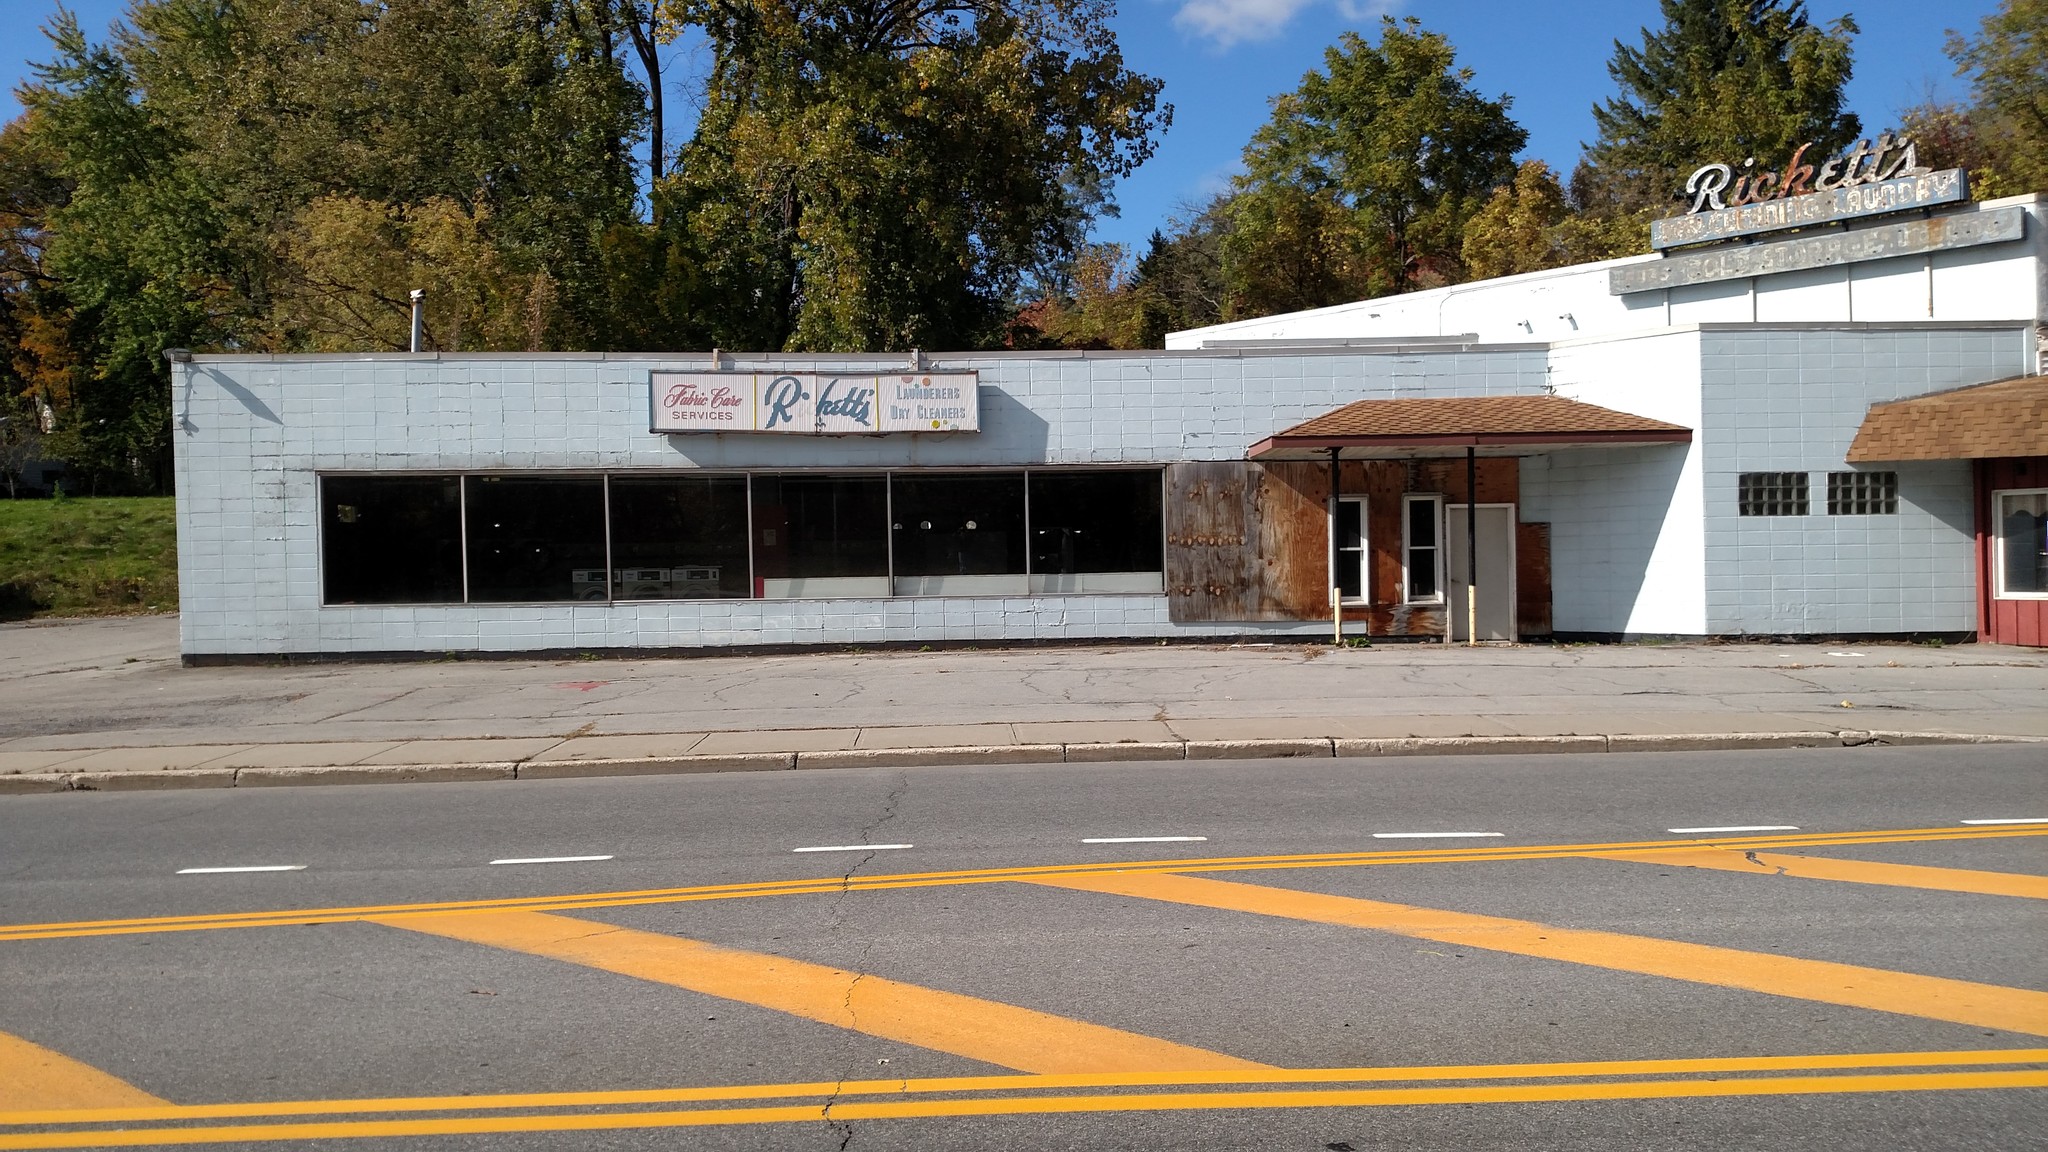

left=3, top=730, right=2039, bottom=793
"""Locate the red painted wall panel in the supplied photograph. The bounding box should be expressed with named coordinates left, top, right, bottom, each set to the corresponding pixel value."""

left=1980, top=456, right=2048, bottom=647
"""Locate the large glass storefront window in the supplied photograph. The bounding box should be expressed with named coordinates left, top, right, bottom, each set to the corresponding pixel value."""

left=750, top=473, right=890, bottom=598
left=1996, top=490, right=2048, bottom=598
left=321, top=476, right=464, bottom=604
left=891, top=472, right=1027, bottom=595
left=1026, top=469, right=1165, bottom=593
left=318, top=468, right=1166, bottom=605
left=464, top=476, right=607, bottom=602
left=608, top=476, right=751, bottom=599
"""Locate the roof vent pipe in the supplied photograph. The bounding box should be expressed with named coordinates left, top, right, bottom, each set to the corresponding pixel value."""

left=409, top=289, right=426, bottom=353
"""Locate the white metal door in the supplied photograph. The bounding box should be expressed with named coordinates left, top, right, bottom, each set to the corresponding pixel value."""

left=1445, top=504, right=1516, bottom=642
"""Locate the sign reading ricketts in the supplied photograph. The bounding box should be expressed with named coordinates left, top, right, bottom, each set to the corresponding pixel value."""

left=649, top=370, right=979, bottom=435
left=1649, top=132, right=1966, bottom=250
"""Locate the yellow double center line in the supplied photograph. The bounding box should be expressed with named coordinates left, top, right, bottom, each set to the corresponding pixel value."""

left=4, top=824, right=2041, bottom=943
left=3, top=1051, right=2044, bottom=1148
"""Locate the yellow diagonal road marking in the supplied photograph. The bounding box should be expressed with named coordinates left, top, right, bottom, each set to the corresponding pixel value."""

left=0, top=1031, right=165, bottom=1112
left=1029, top=872, right=2048, bottom=1037
left=1593, top=848, right=2048, bottom=900
left=5, top=824, right=2044, bottom=943
left=375, top=909, right=1265, bottom=1075
left=3, top=1070, right=2045, bottom=1148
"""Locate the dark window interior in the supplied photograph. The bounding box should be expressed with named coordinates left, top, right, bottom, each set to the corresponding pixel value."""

left=1407, top=498, right=1439, bottom=601
left=464, top=476, right=607, bottom=602
left=1336, top=500, right=1364, bottom=599
left=321, top=476, right=463, bottom=605
left=1027, top=470, right=1164, bottom=574
left=751, top=474, right=888, bottom=581
left=891, top=473, right=1027, bottom=576
left=608, top=476, right=752, bottom=599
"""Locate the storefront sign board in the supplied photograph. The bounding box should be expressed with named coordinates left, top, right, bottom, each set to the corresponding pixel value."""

left=1611, top=207, right=2025, bottom=295
left=650, top=371, right=979, bottom=434
left=1650, top=168, right=1968, bottom=251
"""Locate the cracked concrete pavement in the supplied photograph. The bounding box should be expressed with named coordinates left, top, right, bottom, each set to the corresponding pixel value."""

left=1, top=614, right=2044, bottom=791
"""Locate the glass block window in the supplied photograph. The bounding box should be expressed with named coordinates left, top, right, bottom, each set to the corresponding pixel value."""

left=1738, top=472, right=1809, bottom=516
left=1827, top=471, right=1898, bottom=515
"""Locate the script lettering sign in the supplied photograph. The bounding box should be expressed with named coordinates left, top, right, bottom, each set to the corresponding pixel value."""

left=650, top=371, right=980, bottom=435
left=1649, top=132, right=1969, bottom=250
left=1612, top=207, right=2025, bottom=295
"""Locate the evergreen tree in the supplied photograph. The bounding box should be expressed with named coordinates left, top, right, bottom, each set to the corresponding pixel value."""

left=1579, top=0, right=1859, bottom=214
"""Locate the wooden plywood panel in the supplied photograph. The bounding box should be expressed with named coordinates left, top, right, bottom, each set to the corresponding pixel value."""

left=1165, top=461, right=1330, bottom=622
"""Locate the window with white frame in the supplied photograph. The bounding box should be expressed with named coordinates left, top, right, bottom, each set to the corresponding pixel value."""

left=1994, top=489, right=2048, bottom=599
left=1332, top=496, right=1366, bottom=602
left=1402, top=494, right=1443, bottom=604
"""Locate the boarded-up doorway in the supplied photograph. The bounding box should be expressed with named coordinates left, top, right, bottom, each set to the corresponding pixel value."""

left=1446, top=503, right=1516, bottom=641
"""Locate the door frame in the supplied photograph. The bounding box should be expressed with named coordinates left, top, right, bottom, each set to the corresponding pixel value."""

left=1445, top=502, right=1519, bottom=643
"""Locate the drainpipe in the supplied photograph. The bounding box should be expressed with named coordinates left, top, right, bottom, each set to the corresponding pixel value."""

left=1466, top=445, right=1478, bottom=646
left=409, top=289, right=426, bottom=353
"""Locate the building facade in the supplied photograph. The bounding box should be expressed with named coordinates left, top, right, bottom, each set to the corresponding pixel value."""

left=172, top=165, right=2048, bottom=657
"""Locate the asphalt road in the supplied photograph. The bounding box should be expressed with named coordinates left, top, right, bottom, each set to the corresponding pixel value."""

left=2, top=746, right=2044, bottom=1150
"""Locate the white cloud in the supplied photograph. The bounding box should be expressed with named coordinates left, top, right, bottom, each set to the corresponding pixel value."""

left=1172, top=0, right=1401, bottom=50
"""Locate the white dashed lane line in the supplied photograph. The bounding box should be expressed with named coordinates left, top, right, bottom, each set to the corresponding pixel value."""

left=1371, top=832, right=1504, bottom=839
left=176, top=865, right=307, bottom=875
left=1667, top=825, right=1801, bottom=834
left=791, top=844, right=914, bottom=853
left=1081, top=836, right=1209, bottom=844
left=1960, top=818, right=2048, bottom=826
left=489, top=855, right=615, bottom=865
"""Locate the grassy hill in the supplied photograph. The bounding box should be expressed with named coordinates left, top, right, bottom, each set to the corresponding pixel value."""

left=0, top=497, right=178, bottom=621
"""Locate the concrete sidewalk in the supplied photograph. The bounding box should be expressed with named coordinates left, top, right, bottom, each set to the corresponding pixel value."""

left=2, top=615, right=2044, bottom=792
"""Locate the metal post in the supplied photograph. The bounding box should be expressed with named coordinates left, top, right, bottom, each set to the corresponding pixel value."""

left=1465, top=446, right=1478, bottom=647
left=1328, top=448, right=1341, bottom=645
left=409, top=289, right=425, bottom=353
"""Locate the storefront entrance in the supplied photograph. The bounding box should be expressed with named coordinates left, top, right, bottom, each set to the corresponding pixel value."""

left=1446, top=504, right=1516, bottom=642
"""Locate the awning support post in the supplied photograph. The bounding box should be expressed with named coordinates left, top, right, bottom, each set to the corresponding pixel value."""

left=1328, top=447, right=1341, bottom=645
left=1465, top=445, right=1478, bottom=647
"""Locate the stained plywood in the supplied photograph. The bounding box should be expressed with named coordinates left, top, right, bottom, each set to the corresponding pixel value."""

left=1165, top=462, right=1330, bottom=622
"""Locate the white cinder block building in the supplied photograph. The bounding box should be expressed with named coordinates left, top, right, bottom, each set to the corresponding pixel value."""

left=172, top=156, right=2048, bottom=658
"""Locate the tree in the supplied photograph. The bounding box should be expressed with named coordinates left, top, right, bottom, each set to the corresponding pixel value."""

left=1943, top=0, right=2048, bottom=196
left=1227, top=17, right=1525, bottom=307
left=1579, top=0, right=1859, bottom=214
left=1460, top=160, right=1570, bottom=280
left=664, top=0, right=1168, bottom=352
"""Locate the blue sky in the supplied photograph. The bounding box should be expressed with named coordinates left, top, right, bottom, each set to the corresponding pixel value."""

left=0, top=0, right=2002, bottom=254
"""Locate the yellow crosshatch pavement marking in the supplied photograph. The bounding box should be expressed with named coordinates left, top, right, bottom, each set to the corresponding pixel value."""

left=0, top=1034, right=164, bottom=1113
left=1591, top=847, right=2048, bottom=899
left=1027, top=871, right=2048, bottom=1037
left=375, top=909, right=1268, bottom=1075
left=3, top=823, right=2043, bottom=943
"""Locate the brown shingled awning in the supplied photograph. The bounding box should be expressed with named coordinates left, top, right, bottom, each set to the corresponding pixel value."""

left=1846, top=376, right=2048, bottom=462
left=1246, top=394, right=1692, bottom=460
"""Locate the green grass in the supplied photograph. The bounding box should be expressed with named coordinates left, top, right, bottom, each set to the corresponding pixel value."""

left=0, top=497, right=178, bottom=620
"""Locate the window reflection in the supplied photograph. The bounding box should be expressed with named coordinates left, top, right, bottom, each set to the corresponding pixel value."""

left=464, top=477, right=607, bottom=603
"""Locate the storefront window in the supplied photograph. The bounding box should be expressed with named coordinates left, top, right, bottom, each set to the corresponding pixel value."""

left=321, top=476, right=463, bottom=604
left=608, top=476, right=751, bottom=599
left=751, top=474, right=889, bottom=598
left=464, top=476, right=607, bottom=602
left=1025, top=469, right=1165, bottom=593
left=891, top=472, right=1027, bottom=595
left=1996, top=490, right=2048, bottom=599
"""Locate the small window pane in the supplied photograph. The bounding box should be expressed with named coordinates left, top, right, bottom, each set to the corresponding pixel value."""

left=322, top=476, right=463, bottom=604
left=608, top=476, right=751, bottom=599
left=464, top=477, right=607, bottom=602
left=1739, top=472, right=1809, bottom=516
left=1028, top=469, right=1165, bottom=593
left=751, top=473, right=889, bottom=598
left=1405, top=497, right=1439, bottom=602
left=891, top=473, right=1026, bottom=595
left=1408, top=498, right=1437, bottom=549
left=1997, top=490, right=2048, bottom=596
left=1827, top=471, right=1898, bottom=515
